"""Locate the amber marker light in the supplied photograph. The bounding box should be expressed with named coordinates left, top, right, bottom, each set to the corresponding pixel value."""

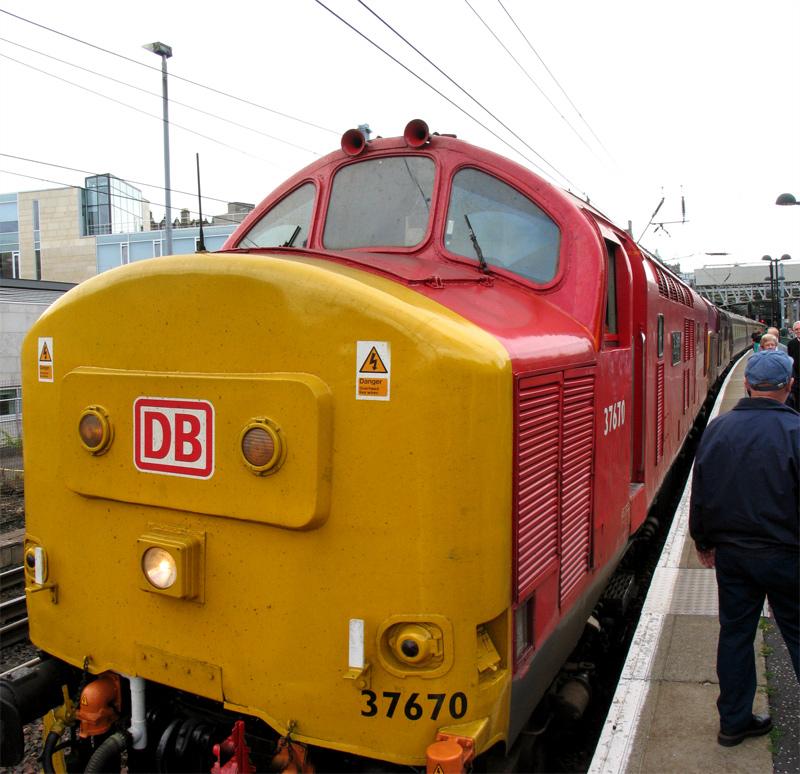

left=240, top=420, right=285, bottom=474
left=78, top=406, right=113, bottom=454
left=142, top=547, right=177, bottom=589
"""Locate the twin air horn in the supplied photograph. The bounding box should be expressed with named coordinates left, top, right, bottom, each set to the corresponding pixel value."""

left=341, top=119, right=432, bottom=156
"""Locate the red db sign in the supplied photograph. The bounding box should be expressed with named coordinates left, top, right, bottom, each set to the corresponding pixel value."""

left=134, top=397, right=214, bottom=478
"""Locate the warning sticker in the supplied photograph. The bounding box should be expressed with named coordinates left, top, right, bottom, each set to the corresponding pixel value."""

left=356, top=341, right=390, bottom=401
left=38, top=337, right=53, bottom=382
left=359, top=346, right=388, bottom=374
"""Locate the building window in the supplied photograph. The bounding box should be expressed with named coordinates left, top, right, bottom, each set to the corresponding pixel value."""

left=153, top=241, right=162, bottom=258
left=121, top=243, right=129, bottom=264
left=84, top=174, right=144, bottom=236
left=32, top=200, right=40, bottom=230
left=0, top=252, right=18, bottom=278
left=0, top=386, right=21, bottom=417
left=35, top=248, right=41, bottom=280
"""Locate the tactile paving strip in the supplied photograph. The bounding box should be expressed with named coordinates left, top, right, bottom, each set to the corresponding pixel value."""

left=644, top=568, right=719, bottom=615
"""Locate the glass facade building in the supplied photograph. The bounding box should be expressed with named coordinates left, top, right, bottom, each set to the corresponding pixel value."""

left=84, top=175, right=145, bottom=235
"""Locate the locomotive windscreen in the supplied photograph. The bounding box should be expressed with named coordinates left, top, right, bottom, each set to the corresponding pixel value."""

left=323, top=156, right=435, bottom=248
left=445, top=167, right=560, bottom=284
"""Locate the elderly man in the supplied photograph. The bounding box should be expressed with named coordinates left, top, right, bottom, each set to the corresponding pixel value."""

left=690, top=350, right=799, bottom=747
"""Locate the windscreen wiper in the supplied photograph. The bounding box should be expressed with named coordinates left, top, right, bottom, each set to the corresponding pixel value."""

left=464, top=214, right=489, bottom=274
left=282, top=226, right=301, bottom=248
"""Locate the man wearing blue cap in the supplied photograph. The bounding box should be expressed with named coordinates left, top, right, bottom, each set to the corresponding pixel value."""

left=690, top=350, right=799, bottom=747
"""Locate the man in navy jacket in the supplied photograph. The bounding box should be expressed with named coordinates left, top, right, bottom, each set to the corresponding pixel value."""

left=690, top=350, right=799, bottom=747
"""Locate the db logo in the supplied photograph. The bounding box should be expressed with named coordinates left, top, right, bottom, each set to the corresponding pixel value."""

left=133, top=397, right=214, bottom=478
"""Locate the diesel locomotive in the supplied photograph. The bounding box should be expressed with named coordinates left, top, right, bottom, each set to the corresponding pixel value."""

left=1, top=120, right=759, bottom=772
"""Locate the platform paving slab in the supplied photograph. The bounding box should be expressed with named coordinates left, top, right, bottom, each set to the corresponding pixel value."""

left=636, top=681, right=771, bottom=774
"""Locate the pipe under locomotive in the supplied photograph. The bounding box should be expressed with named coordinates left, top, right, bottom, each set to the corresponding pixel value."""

left=1, top=120, right=759, bottom=773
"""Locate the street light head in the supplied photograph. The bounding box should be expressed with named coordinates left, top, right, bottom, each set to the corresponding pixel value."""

left=761, top=255, right=772, bottom=262
left=780, top=254, right=791, bottom=261
left=776, top=193, right=798, bottom=206
left=143, top=41, right=172, bottom=58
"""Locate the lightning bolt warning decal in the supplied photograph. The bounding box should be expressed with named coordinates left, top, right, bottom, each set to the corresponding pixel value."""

left=356, top=341, right=391, bottom=401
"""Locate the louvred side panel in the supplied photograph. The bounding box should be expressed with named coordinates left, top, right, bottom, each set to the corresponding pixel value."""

left=514, top=368, right=596, bottom=605
left=514, top=373, right=562, bottom=600
left=559, top=371, right=596, bottom=605
left=656, top=362, right=665, bottom=462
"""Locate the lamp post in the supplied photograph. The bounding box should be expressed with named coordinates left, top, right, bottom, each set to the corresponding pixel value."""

left=761, top=254, right=791, bottom=327
left=776, top=193, right=800, bottom=206
left=143, top=41, right=173, bottom=255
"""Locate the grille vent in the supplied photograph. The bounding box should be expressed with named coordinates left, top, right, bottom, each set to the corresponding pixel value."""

left=652, top=263, right=694, bottom=307
left=656, top=362, right=665, bottom=462
left=514, top=369, right=596, bottom=605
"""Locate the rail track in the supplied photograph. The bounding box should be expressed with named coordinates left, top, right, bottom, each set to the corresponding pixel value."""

left=0, top=565, right=29, bottom=648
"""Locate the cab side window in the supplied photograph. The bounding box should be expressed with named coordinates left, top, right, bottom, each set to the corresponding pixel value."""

left=238, top=183, right=315, bottom=249
left=605, top=242, right=618, bottom=339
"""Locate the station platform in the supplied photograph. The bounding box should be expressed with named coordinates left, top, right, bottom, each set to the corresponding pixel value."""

left=589, top=351, right=792, bottom=774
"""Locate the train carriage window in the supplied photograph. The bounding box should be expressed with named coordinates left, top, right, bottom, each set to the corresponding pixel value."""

left=657, top=314, right=664, bottom=358
left=239, top=183, right=315, bottom=248
left=444, top=168, right=560, bottom=283
left=324, top=157, right=435, bottom=249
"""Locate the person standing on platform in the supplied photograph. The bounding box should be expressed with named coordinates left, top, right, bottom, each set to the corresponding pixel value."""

left=767, top=326, right=788, bottom=352
left=689, top=350, right=799, bottom=747
left=759, top=333, right=779, bottom=351
left=788, top=321, right=800, bottom=409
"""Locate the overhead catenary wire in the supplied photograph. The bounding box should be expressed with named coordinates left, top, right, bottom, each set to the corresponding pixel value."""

left=0, top=51, right=293, bottom=168
left=313, top=0, right=584, bottom=195
left=495, top=0, right=613, bottom=160
left=353, top=0, right=586, bottom=195
left=0, top=6, right=339, bottom=136
left=463, top=0, right=597, bottom=158
left=0, top=36, right=321, bottom=156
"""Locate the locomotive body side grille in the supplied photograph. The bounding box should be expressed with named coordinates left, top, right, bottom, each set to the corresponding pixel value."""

left=515, top=374, right=562, bottom=599
left=656, top=362, right=665, bottom=462
left=652, top=263, right=694, bottom=307
left=514, top=368, right=596, bottom=605
left=558, top=372, right=596, bottom=605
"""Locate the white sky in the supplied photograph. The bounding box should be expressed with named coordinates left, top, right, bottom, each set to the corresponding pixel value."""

left=0, top=0, right=798, bottom=274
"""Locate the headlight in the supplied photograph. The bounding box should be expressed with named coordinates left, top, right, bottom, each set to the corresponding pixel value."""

left=142, top=547, right=177, bottom=589
left=137, top=529, right=203, bottom=600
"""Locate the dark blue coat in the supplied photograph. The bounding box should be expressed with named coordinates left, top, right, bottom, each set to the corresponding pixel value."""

left=689, top=397, right=800, bottom=551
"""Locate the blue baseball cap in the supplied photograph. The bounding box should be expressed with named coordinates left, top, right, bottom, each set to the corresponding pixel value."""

left=745, top=350, right=793, bottom=391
